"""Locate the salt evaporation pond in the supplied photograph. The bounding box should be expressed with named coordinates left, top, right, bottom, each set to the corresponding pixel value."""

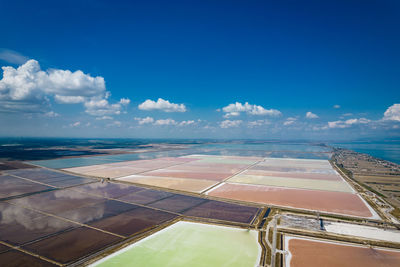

left=92, top=221, right=261, bottom=267
left=324, top=221, right=400, bottom=243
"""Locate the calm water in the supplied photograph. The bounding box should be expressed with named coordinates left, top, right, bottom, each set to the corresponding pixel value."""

left=20, top=138, right=400, bottom=167
left=30, top=141, right=331, bottom=169
left=331, top=141, right=400, bottom=165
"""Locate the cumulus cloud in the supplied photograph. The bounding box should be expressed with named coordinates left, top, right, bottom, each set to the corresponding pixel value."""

left=220, top=120, right=242, bottom=128
left=223, top=112, right=240, bottom=118
left=327, top=118, right=371, bottom=129
left=154, top=118, right=177, bottom=125
left=54, top=95, right=86, bottom=104
left=283, top=117, right=297, bottom=126
left=0, top=60, right=105, bottom=100
left=0, top=49, right=29, bottom=64
left=0, top=59, right=129, bottom=116
left=221, top=102, right=281, bottom=118
left=306, top=111, right=319, bottom=119
left=138, top=98, right=186, bottom=112
left=327, top=121, right=347, bottom=129
left=134, top=117, right=196, bottom=127
left=346, top=118, right=371, bottom=124
left=134, top=116, right=155, bottom=125
left=84, top=98, right=129, bottom=116
left=248, top=120, right=270, bottom=127
left=333, top=104, right=341, bottom=109
left=383, top=104, right=400, bottom=122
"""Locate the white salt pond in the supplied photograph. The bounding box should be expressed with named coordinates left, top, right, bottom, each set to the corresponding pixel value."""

left=324, top=221, right=400, bottom=243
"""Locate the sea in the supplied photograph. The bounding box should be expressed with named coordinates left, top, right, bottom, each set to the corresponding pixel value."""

left=330, top=141, right=400, bottom=165
left=1, top=137, right=399, bottom=165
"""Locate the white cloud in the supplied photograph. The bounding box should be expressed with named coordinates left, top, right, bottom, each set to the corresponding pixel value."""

left=0, top=59, right=129, bottom=116
left=306, top=111, right=319, bottom=119
left=119, top=98, right=130, bottom=105
left=312, top=126, right=323, bottom=131
left=204, top=125, right=216, bottom=130
left=154, top=118, right=177, bottom=125
left=54, top=95, right=86, bottom=104
left=383, top=104, right=400, bottom=122
left=84, top=98, right=129, bottom=116
left=44, top=111, right=59, bottom=117
left=70, top=121, right=81, bottom=127
left=223, top=112, right=240, bottom=118
left=327, top=121, right=347, bottom=129
left=327, top=118, right=371, bottom=129
left=134, top=116, right=155, bottom=125
left=179, top=120, right=195, bottom=126
left=138, top=98, right=186, bottom=112
left=333, top=104, right=341, bottom=109
left=283, top=117, right=297, bottom=126
left=107, top=121, right=122, bottom=127
left=134, top=117, right=196, bottom=126
left=346, top=118, right=371, bottom=124
left=96, top=116, right=113, bottom=120
left=221, top=102, right=281, bottom=118
left=248, top=120, right=270, bottom=127
left=0, top=49, right=29, bottom=64
left=220, top=120, right=242, bottom=128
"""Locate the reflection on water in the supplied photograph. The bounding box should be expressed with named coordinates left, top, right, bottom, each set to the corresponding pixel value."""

left=0, top=202, right=72, bottom=232
left=198, top=143, right=331, bottom=152
left=73, top=182, right=142, bottom=199
left=30, top=142, right=332, bottom=169
left=0, top=175, right=52, bottom=199
left=8, top=189, right=106, bottom=225
left=57, top=203, right=106, bottom=224
left=5, top=184, right=141, bottom=228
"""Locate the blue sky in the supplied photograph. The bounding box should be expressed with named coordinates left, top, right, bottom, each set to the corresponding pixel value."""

left=0, top=0, right=399, bottom=140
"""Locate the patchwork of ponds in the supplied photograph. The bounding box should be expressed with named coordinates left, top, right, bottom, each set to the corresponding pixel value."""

left=1, top=143, right=386, bottom=266
left=0, top=167, right=261, bottom=265
left=59, top=155, right=376, bottom=219
left=206, top=157, right=377, bottom=218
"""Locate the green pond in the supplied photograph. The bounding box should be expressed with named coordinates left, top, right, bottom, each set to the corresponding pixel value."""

left=92, top=221, right=260, bottom=267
